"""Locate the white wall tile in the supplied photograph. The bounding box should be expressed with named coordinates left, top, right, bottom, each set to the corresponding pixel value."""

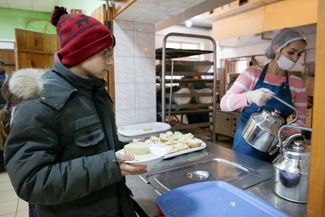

left=114, top=21, right=156, bottom=126
left=134, top=22, right=155, bottom=33
left=136, top=108, right=156, bottom=123
left=115, top=84, right=136, bottom=110
left=115, top=57, right=135, bottom=83
left=134, top=31, right=155, bottom=58
left=135, top=57, right=155, bottom=83
left=116, top=109, right=137, bottom=127
left=114, top=19, right=134, bottom=31
left=114, top=28, right=134, bottom=57
left=136, top=83, right=156, bottom=109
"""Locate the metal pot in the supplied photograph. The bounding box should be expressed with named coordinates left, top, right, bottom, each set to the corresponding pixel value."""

left=242, top=95, right=298, bottom=153
left=273, top=125, right=312, bottom=203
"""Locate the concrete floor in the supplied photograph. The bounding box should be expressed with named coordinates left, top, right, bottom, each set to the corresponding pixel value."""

left=0, top=172, right=29, bottom=217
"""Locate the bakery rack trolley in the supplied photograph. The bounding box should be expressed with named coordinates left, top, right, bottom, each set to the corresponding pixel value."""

left=159, top=33, right=217, bottom=142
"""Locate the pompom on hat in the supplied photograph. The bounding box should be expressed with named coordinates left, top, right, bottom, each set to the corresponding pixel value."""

left=50, top=6, right=115, bottom=67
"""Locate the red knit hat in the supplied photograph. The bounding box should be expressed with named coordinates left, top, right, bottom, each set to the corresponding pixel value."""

left=50, top=6, right=114, bottom=67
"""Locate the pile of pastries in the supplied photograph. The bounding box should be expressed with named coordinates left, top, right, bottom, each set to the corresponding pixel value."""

left=132, top=131, right=202, bottom=153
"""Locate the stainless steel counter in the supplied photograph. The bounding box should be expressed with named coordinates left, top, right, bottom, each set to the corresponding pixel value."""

left=126, top=141, right=306, bottom=217
left=247, top=180, right=306, bottom=217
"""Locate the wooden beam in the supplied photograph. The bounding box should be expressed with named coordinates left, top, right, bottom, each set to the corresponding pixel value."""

left=307, top=0, right=325, bottom=216
left=112, top=0, right=136, bottom=19
left=91, top=4, right=116, bottom=104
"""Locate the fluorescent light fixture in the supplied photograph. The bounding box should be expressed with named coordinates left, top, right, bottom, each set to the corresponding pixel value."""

left=185, top=20, right=192, bottom=28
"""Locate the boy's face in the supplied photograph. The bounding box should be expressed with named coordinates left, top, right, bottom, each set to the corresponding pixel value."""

left=74, top=47, right=113, bottom=79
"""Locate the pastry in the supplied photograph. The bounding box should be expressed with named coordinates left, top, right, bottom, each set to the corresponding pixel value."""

left=187, top=139, right=202, bottom=148
left=159, top=134, right=169, bottom=143
left=171, top=143, right=188, bottom=152
left=150, top=136, right=160, bottom=144
left=143, top=127, right=152, bottom=132
left=124, top=142, right=149, bottom=155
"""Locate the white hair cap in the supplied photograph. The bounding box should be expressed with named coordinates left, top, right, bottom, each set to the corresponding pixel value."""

left=265, top=28, right=307, bottom=59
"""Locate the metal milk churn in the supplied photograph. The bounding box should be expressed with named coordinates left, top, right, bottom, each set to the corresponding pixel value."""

left=273, top=125, right=312, bottom=203
left=242, top=95, right=298, bottom=153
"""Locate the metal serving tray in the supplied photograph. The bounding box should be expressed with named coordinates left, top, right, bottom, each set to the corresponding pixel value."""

left=145, top=157, right=261, bottom=194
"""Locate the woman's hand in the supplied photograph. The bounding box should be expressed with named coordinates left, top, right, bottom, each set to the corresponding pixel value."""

left=116, top=153, right=147, bottom=176
left=247, top=88, right=274, bottom=106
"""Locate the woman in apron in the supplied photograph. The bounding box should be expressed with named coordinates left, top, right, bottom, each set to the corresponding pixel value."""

left=220, top=28, right=308, bottom=162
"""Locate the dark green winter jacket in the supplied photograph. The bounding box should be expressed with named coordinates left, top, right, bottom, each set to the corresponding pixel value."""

left=5, top=62, right=136, bottom=217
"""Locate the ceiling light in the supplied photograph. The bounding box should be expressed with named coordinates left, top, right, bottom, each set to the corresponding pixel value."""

left=185, top=20, right=192, bottom=28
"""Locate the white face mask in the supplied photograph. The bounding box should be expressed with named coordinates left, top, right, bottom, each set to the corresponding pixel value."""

left=277, top=55, right=295, bottom=71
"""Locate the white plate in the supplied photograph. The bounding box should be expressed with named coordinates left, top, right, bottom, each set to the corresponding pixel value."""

left=163, top=139, right=207, bottom=159
left=198, top=88, right=213, bottom=104
left=173, top=88, right=191, bottom=105
left=118, top=122, right=171, bottom=138
left=116, top=144, right=170, bottom=170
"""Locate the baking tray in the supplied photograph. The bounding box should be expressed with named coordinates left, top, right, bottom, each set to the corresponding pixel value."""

left=156, top=181, right=290, bottom=217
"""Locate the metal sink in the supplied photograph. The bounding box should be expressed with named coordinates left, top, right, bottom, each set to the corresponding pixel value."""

left=145, top=157, right=261, bottom=194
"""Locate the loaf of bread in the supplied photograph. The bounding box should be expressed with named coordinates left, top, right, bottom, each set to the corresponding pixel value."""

left=124, top=142, right=150, bottom=155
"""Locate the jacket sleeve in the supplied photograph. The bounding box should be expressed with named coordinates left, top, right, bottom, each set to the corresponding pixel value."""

left=4, top=100, right=123, bottom=205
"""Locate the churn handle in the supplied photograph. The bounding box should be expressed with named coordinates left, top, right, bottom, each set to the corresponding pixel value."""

left=271, top=94, right=298, bottom=125
left=277, top=125, right=312, bottom=149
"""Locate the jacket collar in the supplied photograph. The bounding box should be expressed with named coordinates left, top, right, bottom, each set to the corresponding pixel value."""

left=52, top=62, right=106, bottom=91
left=40, top=62, right=107, bottom=111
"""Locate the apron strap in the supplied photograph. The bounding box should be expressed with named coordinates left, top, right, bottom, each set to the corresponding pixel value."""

left=254, top=64, right=268, bottom=89
left=285, top=70, right=289, bottom=84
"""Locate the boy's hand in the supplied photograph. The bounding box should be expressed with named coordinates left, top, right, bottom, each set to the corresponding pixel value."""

left=116, top=153, right=147, bottom=176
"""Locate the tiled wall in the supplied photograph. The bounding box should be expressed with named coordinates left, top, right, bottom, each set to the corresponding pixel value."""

left=114, top=19, right=156, bottom=127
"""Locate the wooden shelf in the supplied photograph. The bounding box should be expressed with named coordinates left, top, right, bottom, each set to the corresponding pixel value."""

left=158, top=78, right=214, bottom=83
left=156, top=48, right=213, bottom=59
left=164, top=92, right=213, bottom=97
left=158, top=108, right=212, bottom=115
left=169, top=103, right=212, bottom=109
left=156, top=71, right=213, bottom=76
left=171, top=122, right=210, bottom=130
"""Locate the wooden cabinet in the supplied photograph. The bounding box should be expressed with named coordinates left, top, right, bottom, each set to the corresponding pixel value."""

left=0, top=49, right=15, bottom=73
left=15, top=29, right=58, bottom=69
left=214, top=109, right=240, bottom=137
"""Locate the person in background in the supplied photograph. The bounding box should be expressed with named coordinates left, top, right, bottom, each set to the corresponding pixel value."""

left=220, top=28, right=307, bottom=162
left=0, top=68, right=43, bottom=216
left=0, top=59, right=7, bottom=173
left=187, top=75, right=210, bottom=124
left=0, top=59, right=6, bottom=108
left=4, top=6, right=146, bottom=217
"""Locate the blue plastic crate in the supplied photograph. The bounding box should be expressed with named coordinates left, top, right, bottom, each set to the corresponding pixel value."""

left=156, top=181, right=290, bottom=217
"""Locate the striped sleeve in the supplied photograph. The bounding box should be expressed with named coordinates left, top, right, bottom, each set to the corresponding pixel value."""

left=220, top=67, right=259, bottom=111
left=289, top=75, right=307, bottom=127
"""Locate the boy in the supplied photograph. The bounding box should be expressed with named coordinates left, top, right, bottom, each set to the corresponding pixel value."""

left=5, top=6, right=146, bottom=217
